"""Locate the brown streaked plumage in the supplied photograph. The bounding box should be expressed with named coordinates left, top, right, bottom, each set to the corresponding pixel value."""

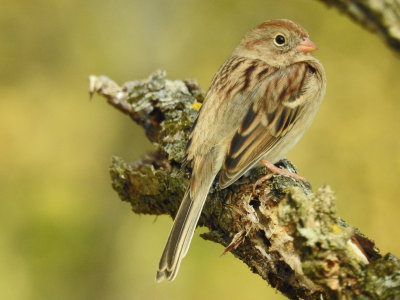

left=156, top=19, right=326, bottom=282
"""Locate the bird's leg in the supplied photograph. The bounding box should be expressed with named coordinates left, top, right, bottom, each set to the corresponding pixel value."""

left=254, top=158, right=308, bottom=188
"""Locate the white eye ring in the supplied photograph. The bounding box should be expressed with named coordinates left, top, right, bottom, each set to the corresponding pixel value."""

left=273, top=34, right=286, bottom=46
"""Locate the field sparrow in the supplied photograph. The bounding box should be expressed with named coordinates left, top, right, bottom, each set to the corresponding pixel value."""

left=156, top=19, right=326, bottom=282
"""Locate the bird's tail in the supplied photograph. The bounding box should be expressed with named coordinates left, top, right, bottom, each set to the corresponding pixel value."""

left=156, top=155, right=217, bottom=282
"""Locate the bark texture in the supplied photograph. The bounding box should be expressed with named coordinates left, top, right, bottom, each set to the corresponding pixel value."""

left=89, top=71, right=400, bottom=299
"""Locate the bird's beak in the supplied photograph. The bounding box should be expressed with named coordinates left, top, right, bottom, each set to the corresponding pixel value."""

left=296, top=38, right=318, bottom=53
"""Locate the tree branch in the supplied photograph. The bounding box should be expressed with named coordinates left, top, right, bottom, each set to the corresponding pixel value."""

left=317, top=0, right=400, bottom=53
left=89, top=71, right=399, bottom=299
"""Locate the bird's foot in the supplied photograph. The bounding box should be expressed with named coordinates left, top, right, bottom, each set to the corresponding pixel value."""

left=253, top=159, right=309, bottom=191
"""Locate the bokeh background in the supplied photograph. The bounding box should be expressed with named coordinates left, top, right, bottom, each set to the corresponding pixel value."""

left=1, top=0, right=399, bottom=299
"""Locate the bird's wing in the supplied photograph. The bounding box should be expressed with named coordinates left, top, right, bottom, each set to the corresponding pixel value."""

left=218, top=62, right=311, bottom=188
left=186, top=56, right=274, bottom=161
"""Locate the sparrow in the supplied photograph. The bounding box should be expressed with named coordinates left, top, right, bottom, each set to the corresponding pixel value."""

left=156, top=19, right=326, bottom=282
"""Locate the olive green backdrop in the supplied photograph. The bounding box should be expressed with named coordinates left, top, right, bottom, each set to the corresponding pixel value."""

left=1, top=0, right=399, bottom=299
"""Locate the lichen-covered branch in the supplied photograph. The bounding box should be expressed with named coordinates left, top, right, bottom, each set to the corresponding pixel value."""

left=89, top=71, right=400, bottom=300
left=317, top=0, right=400, bottom=53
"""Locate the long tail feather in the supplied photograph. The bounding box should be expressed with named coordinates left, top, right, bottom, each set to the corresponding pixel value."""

left=156, top=157, right=216, bottom=282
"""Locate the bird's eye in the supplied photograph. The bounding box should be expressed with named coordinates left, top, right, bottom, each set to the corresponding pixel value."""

left=274, top=34, right=286, bottom=46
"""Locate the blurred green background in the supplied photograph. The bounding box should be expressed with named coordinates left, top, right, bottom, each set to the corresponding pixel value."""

left=1, top=0, right=399, bottom=299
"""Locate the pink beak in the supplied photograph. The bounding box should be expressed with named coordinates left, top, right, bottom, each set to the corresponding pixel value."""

left=296, top=38, right=318, bottom=53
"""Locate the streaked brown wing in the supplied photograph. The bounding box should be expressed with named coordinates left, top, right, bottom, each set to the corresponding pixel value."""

left=185, top=56, right=274, bottom=162
left=219, top=62, right=310, bottom=188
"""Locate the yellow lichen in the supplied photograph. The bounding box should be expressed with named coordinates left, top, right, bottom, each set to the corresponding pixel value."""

left=192, top=102, right=202, bottom=110
left=332, top=224, right=341, bottom=234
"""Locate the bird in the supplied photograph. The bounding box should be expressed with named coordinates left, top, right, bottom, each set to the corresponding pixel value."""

left=156, top=19, right=326, bottom=282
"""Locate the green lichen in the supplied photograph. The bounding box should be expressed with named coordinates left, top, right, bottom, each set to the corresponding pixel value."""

left=278, top=187, right=370, bottom=296
left=360, top=254, right=400, bottom=299
left=123, top=70, right=199, bottom=163
left=109, top=155, right=187, bottom=216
